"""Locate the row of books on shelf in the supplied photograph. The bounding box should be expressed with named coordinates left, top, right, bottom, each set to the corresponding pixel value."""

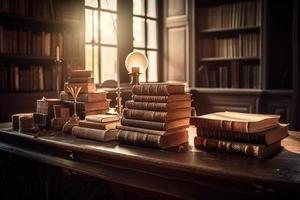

left=0, top=64, right=61, bottom=93
left=198, top=64, right=259, bottom=89
left=199, top=0, right=261, bottom=30
left=199, top=33, right=260, bottom=58
left=0, top=26, right=79, bottom=57
left=0, top=0, right=79, bottom=22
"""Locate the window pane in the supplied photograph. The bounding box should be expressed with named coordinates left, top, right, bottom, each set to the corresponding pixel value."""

left=85, top=0, right=98, bottom=8
left=133, top=49, right=146, bottom=82
left=101, top=0, right=117, bottom=11
left=147, top=0, right=157, bottom=18
left=147, top=50, right=158, bottom=82
left=147, top=19, right=157, bottom=49
left=101, top=46, right=117, bottom=81
left=133, top=0, right=145, bottom=15
left=100, top=11, right=117, bottom=45
left=85, top=45, right=99, bottom=83
left=93, top=46, right=99, bottom=83
left=85, top=9, right=98, bottom=43
left=133, top=17, right=145, bottom=48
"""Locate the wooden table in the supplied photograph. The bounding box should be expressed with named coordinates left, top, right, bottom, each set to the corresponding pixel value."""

left=0, top=122, right=300, bottom=200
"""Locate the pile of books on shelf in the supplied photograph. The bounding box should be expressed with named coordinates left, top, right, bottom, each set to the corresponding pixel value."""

left=72, top=114, right=120, bottom=142
left=60, top=70, right=110, bottom=120
left=191, top=111, right=289, bottom=158
left=117, top=83, right=191, bottom=149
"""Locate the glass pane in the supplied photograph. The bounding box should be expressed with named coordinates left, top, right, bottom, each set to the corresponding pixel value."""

left=147, top=0, right=157, bottom=18
left=85, top=9, right=98, bottom=43
left=147, top=51, right=158, bottom=82
left=101, top=0, right=117, bottom=11
left=85, top=45, right=99, bottom=83
left=93, top=46, right=99, bottom=83
left=133, top=17, right=145, bottom=48
left=85, top=0, right=98, bottom=8
left=100, top=11, right=117, bottom=45
left=147, top=19, right=157, bottom=49
left=133, top=49, right=146, bottom=82
left=101, top=46, right=117, bottom=81
left=133, top=0, right=145, bottom=15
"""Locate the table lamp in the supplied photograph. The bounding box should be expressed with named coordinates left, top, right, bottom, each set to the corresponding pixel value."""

left=125, top=52, right=149, bottom=85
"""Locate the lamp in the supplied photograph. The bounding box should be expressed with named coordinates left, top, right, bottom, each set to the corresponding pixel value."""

left=125, top=52, right=149, bottom=85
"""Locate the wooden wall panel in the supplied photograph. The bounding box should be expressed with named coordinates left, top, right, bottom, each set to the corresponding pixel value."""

left=167, top=0, right=186, bottom=17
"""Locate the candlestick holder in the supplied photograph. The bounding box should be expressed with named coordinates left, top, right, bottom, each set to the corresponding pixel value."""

left=115, top=87, right=122, bottom=115
left=54, top=59, right=62, bottom=98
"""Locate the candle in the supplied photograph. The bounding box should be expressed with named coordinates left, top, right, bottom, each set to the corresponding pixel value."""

left=131, top=66, right=140, bottom=74
left=56, top=46, right=60, bottom=61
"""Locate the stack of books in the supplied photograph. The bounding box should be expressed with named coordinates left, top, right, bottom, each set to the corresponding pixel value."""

left=117, top=83, right=192, bottom=149
left=191, top=111, right=289, bottom=158
left=72, top=114, right=120, bottom=142
left=60, top=70, right=110, bottom=119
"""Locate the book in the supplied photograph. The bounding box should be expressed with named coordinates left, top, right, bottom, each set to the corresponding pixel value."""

left=132, top=94, right=191, bottom=103
left=121, top=118, right=190, bottom=131
left=79, top=120, right=120, bottom=130
left=60, top=91, right=107, bottom=102
left=72, top=126, right=118, bottom=142
left=194, top=136, right=282, bottom=158
left=116, top=125, right=188, bottom=136
left=77, top=109, right=109, bottom=120
left=197, top=124, right=289, bottom=145
left=69, top=77, right=94, bottom=83
left=64, top=82, right=95, bottom=93
left=190, top=112, right=280, bottom=133
left=125, top=100, right=191, bottom=112
left=123, top=108, right=191, bottom=122
left=63, top=100, right=110, bottom=112
left=132, top=83, right=185, bottom=96
left=11, top=113, right=33, bottom=130
left=118, top=130, right=188, bottom=149
left=85, top=114, right=120, bottom=123
left=69, top=70, right=92, bottom=78
left=51, top=118, right=69, bottom=130
left=53, top=104, right=69, bottom=118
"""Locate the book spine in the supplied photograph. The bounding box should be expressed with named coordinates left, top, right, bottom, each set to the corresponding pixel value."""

left=132, top=84, right=170, bottom=96
left=116, top=125, right=166, bottom=136
left=117, top=130, right=161, bottom=148
left=79, top=121, right=106, bottom=130
left=121, top=118, right=166, bottom=130
left=132, top=95, right=168, bottom=103
left=123, top=108, right=167, bottom=122
left=194, top=137, right=260, bottom=157
left=125, top=101, right=168, bottom=111
left=190, top=118, right=248, bottom=133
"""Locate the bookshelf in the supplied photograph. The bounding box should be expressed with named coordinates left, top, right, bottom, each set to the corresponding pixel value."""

left=0, top=0, right=84, bottom=122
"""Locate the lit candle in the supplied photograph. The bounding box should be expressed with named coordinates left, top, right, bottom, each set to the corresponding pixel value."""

left=131, top=66, right=140, bottom=74
left=56, top=46, right=60, bottom=61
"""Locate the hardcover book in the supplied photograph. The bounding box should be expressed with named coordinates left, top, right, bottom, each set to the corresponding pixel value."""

left=85, top=114, right=120, bottom=123
left=64, top=82, right=95, bottom=93
left=116, top=125, right=188, bottom=136
left=72, top=126, right=118, bottom=142
left=190, top=111, right=279, bottom=133
left=63, top=100, right=110, bottom=112
left=79, top=120, right=120, bottom=130
left=132, top=94, right=191, bottom=103
left=125, top=100, right=191, bottom=111
left=132, top=83, right=185, bottom=96
left=60, top=91, right=107, bottom=102
left=68, top=77, right=94, bottom=83
left=69, top=70, right=92, bottom=78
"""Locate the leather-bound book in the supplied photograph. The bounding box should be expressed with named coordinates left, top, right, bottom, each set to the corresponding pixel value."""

left=132, top=83, right=185, bottom=96
left=116, top=125, right=188, bottom=136
left=194, top=136, right=283, bottom=158
left=132, top=94, right=191, bottom=103
left=64, top=82, right=95, bottom=93
left=36, top=98, right=62, bottom=129
left=51, top=118, right=69, bottom=130
left=197, top=124, right=289, bottom=145
left=69, top=70, right=92, bottom=78
left=85, top=114, right=120, bottom=123
left=121, top=118, right=190, bottom=131
left=77, top=109, right=110, bottom=120
left=69, top=77, right=94, bottom=83
left=11, top=113, right=33, bottom=130
left=60, top=91, right=107, bottom=103
left=118, top=130, right=188, bottom=149
left=72, top=126, right=118, bottom=142
left=123, top=108, right=191, bottom=122
left=79, top=120, right=120, bottom=130
left=190, top=111, right=279, bottom=133
left=125, top=100, right=191, bottom=111
left=63, top=100, right=110, bottom=112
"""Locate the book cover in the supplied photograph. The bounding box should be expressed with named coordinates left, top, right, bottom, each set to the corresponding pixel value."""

left=69, top=70, right=92, bottom=78
left=79, top=120, right=120, bottom=130
left=85, top=114, right=120, bottom=123
left=72, top=126, right=118, bottom=142
left=132, top=94, right=191, bottom=103
left=125, top=100, right=191, bottom=112
left=64, top=82, right=95, bottom=93
left=116, top=125, right=188, bottom=136
left=132, top=83, right=185, bottom=96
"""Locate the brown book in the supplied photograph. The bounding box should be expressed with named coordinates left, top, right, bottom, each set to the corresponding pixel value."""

left=123, top=108, right=191, bottom=122
left=63, top=100, right=110, bottom=112
left=197, top=124, right=289, bottom=145
left=72, top=126, right=118, bottom=142
left=77, top=109, right=110, bottom=120
left=125, top=100, right=191, bottom=112
left=60, top=91, right=107, bottom=102
left=132, top=94, right=191, bottom=103
left=194, top=136, right=282, bottom=158
left=36, top=98, right=62, bottom=128
left=69, top=77, right=94, bottom=83
left=116, top=125, right=188, bottom=136
left=51, top=118, right=69, bottom=130
left=121, top=118, right=190, bottom=131
left=132, top=83, right=185, bottom=96
left=118, top=130, right=188, bottom=149
left=69, top=70, right=92, bottom=78
left=53, top=104, right=70, bottom=118
left=190, top=111, right=279, bottom=133
left=85, top=114, right=120, bottom=123
left=79, top=120, right=120, bottom=130
left=64, top=82, right=95, bottom=93
left=11, top=113, right=33, bottom=130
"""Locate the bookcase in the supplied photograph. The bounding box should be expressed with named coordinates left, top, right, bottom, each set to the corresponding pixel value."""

left=0, top=0, right=84, bottom=122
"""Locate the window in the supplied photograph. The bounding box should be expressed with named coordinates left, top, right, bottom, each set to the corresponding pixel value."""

left=133, top=0, right=158, bottom=82
left=85, top=0, right=118, bottom=83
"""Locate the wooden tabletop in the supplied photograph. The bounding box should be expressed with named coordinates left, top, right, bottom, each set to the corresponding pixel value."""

left=0, top=122, right=300, bottom=199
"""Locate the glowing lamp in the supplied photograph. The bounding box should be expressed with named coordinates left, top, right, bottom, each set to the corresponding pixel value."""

left=125, top=52, right=149, bottom=85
